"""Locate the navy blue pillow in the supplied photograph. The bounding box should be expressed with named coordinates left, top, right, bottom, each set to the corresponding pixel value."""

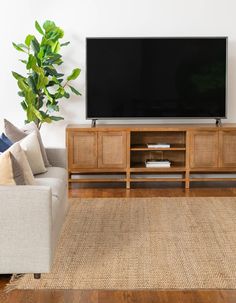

left=0, top=133, right=13, bottom=152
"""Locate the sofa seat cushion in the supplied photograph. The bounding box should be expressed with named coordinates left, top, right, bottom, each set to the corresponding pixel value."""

left=34, top=177, right=65, bottom=200
left=35, top=167, right=67, bottom=184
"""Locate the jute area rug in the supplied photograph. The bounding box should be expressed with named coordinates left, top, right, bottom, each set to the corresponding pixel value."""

left=11, top=197, right=236, bottom=290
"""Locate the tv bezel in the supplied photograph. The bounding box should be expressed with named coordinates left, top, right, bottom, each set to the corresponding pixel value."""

left=86, top=36, right=228, bottom=120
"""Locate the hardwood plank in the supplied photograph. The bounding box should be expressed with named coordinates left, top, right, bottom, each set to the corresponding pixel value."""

left=69, top=187, right=236, bottom=198
left=1, top=288, right=236, bottom=303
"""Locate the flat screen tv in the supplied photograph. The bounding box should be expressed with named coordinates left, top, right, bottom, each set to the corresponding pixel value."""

left=86, top=37, right=227, bottom=119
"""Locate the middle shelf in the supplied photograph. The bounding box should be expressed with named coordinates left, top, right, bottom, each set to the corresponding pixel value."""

left=130, top=130, right=187, bottom=170
left=130, top=144, right=186, bottom=151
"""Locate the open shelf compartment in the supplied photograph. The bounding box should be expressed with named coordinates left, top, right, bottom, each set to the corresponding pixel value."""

left=130, top=131, right=186, bottom=149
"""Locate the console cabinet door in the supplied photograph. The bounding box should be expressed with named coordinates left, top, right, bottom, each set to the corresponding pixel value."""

left=68, top=131, right=97, bottom=169
left=98, top=132, right=127, bottom=168
left=219, top=131, right=236, bottom=167
left=190, top=131, right=218, bottom=168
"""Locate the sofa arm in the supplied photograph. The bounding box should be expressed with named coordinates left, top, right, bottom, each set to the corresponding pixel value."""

left=0, top=185, right=53, bottom=274
left=46, top=147, right=67, bottom=169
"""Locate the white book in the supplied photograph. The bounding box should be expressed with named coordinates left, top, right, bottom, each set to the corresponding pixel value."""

left=145, top=159, right=171, bottom=164
left=147, top=143, right=170, bottom=148
left=146, top=163, right=171, bottom=168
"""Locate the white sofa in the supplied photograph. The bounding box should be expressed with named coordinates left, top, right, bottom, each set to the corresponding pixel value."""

left=0, top=148, right=68, bottom=278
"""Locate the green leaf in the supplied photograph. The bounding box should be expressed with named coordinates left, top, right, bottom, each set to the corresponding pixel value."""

left=44, top=53, right=62, bottom=65
left=26, top=54, right=37, bottom=70
left=37, top=48, right=44, bottom=60
left=69, top=85, right=81, bottom=95
left=21, top=100, right=27, bottom=110
left=51, top=41, right=60, bottom=53
left=17, top=79, right=29, bottom=92
left=12, top=71, right=25, bottom=80
left=67, top=68, right=81, bottom=81
left=50, top=116, right=64, bottom=121
left=27, top=75, right=37, bottom=93
left=58, top=86, right=65, bottom=95
left=25, top=34, right=34, bottom=47
left=37, top=73, right=49, bottom=89
left=38, top=98, right=44, bottom=109
left=43, top=67, right=64, bottom=77
left=31, top=37, right=40, bottom=54
left=12, top=42, right=27, bottom=53
left=25, top=89, right=36, bottom=105
left=17, top=43, right=28, bottom=49
left=32, top=64, right=44, bottom=75
left=26, top=105, right=36, bottom=121
left=64, top=92, right=70, bottom=99
left=43, top=20, right=56, bottom=32
left=19, top=59, right=28, bottom=64
left=43, top=117, right=53, bottom=123
left=60, top=41, right=70, bottom=47
left=47, top=80, right=56, bottom=87
left=39, top=111, right=53, bottom=123
left=18, top=91, right=25, bottom=97
left=46, top=103, right=59, bottom=112
left=35, top=21, right=44, bottom=35
left=43, top=87, right=54, bottom=103
left=31, top=106, right=43, bottom=120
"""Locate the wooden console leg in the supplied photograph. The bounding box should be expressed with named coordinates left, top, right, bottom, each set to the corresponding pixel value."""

left=185, top=171, right=190, bottom=189
left=34, top=273, right=41, bottom=279
left=126, top=171, right=130, bottom=189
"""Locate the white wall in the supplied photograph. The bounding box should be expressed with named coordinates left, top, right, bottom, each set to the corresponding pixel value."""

left=0, top=0, right=235, bottom=147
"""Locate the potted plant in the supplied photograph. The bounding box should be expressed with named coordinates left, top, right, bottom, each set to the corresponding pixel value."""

left=12, top=20, right=81, bottom=129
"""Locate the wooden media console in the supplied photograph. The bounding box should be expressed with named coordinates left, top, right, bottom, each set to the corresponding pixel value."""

left=66, top=124, right=236, bottom=189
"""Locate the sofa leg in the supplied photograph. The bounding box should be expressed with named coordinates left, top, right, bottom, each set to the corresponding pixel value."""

left=34, top=273, right=41, bottom=279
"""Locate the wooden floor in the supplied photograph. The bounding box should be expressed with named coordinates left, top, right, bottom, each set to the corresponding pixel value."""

left=1, top=184, right=236, bottom=303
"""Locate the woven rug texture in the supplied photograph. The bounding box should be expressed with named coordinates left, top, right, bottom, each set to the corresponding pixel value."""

left=11, top=197, right=236, bottom=290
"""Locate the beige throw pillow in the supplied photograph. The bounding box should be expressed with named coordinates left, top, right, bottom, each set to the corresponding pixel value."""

left=0, top=151, right=26, bottom=185
left=8, top=143, right=35, bottom=184
left=4, top=119, right=51, bottom=167
left=0, top=151, right=15, bottom=185
left=20, top=131, right=47, bottom=175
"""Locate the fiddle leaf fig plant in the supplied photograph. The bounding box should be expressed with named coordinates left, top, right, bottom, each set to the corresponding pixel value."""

left=12, top=20, right=81, bottom=129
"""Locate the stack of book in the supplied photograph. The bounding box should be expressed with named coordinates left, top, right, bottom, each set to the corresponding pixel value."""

left=147, top=143, right=170, bottom=148
left=145, top=159, right=171, bottom=168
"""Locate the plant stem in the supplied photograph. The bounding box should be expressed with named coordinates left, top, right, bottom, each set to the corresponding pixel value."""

left=63, top=80, right=69, bottom=88
left=38, top=121, right=42, bottom=130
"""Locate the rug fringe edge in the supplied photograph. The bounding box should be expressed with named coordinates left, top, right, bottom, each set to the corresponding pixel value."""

left=4, top=274, right=24, bottom=293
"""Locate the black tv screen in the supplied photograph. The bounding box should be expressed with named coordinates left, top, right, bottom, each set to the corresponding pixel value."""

left=86, top=37, right=227, bottom=119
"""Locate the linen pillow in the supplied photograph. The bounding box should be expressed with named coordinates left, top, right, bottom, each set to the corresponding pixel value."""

left=8, top=143, right=35, bottom=185
left=0, top=133, right=13, bottom=152
left=19, top=131, right=47, bottom=175
left=4, top=119, right=50, bottom=167
left=0, top=150, right=26, bottom=185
